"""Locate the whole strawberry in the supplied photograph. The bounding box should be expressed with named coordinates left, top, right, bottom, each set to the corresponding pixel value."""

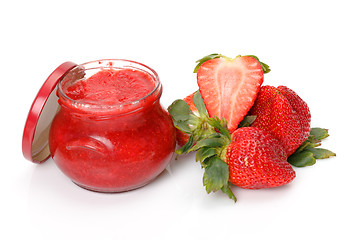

left=225, top=127, right=296, bottom=189
left=249, top=85, right=311, bottom=156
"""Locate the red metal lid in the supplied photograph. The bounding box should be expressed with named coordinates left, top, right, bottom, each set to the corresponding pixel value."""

left=22, top=62, right=78, bottom=163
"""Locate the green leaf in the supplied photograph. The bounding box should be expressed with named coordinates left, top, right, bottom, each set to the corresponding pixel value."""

left=176, top=134, right=195, bottom=155
left=307, top=147, right=336, bottom=159
left=203, top=157, right=229, bottom=193
left=244, top=55, right=271, bottom=74
left=288, top=150, right=316, bottom=167
left=208, top=117, right=231, bottom=141
left=305, top=135, right=321, bottom=147
left=294, top=136, right=320, bottom=154
left=195, top=147, right=218, bottom=164
left=189, top=137, right=225, bottom=152
left=293, top=140, right=311, bottom=154
left=310, top=128, right=329, bottom=141
left=239, top=115, right=257, bottom=127
left=168, top=99, right=192, bottom=122
left=194, top=53, right=223, bottom=73
left=221, top=185, right=237, bottom=202
left=192, top=90, right=208, bottom=117
left=173, top=121, right=191, bottom=134
left=168, top=99, right=204, bottom=134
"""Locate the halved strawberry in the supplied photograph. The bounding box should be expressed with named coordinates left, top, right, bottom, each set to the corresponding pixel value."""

left=196, top=54, right=267, bottom=133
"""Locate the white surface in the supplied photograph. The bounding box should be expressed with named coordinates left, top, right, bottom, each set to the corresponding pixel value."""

left=1, top=0, right=359, bottom=239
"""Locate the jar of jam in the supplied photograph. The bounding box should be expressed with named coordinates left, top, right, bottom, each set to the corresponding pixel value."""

left=22, top=59, right=176, bottom=192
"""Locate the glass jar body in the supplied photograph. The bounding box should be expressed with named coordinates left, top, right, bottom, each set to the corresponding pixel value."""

left=48, top=59, right=176, bottom=192
left=49, top=100, right=175, bottom=192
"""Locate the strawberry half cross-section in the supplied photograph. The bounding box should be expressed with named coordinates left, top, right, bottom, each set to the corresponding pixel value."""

left=196, top=55, right=266, bottom=133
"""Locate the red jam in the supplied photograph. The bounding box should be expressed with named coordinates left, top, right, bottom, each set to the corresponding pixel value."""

left=65, top=68, right=155, bottom=104
left=48, top=60, right=176, bottom=192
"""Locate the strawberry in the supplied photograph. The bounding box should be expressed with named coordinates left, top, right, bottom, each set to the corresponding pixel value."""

left=225, top=127, right=295, bottom=189
left=168, top=91, right=295, bottom=201
left=168, top=55, right=334, bottom=202
left=196, top=54, right=269, bottom=133
left=249, top=85, right=311, bottom=156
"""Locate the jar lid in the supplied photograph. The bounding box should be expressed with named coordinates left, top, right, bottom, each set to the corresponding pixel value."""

left=22, top=62, right=78, bottom=163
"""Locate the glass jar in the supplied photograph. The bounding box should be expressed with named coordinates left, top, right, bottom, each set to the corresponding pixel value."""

left=48, top=59, right=176, bottom=192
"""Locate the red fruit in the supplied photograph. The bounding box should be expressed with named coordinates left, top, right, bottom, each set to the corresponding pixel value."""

left=225, top=127, right=296, bottom=189
left=249, top=85, right=311, bottom=156
left=176, top=92, right=197, bottom=146
left=197, top=56, right=264, bottom=133
left=183, top=92, right=197, bottom=112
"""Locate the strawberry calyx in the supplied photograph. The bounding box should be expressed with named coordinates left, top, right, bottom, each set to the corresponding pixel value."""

left=287, top=128, right=336, bottom=167
left=168, top=91, right=217, bottom=154
left=168, top=91, right=237, bottom=202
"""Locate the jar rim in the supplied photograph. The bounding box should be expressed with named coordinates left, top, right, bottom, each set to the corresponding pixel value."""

left=57, top=59, right=162, bottom=114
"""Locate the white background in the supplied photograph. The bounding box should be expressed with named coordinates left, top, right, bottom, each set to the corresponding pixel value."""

left=1, top=0, right=359, bottom=239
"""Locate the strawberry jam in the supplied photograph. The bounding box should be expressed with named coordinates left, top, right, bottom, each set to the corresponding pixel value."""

left=49, top=60, right=176, bottom=192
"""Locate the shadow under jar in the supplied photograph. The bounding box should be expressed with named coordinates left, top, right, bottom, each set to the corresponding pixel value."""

left=49, top=59, right=176, bottom=192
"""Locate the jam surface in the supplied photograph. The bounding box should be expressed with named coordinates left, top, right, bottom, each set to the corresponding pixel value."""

left=65, top=69, right=155, bottom=105
left=49, top=68, right=176, bottom=192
